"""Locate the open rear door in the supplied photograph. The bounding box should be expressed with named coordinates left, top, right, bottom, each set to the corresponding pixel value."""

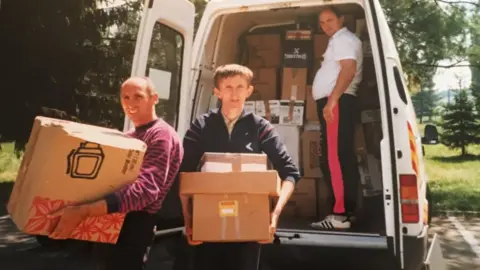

left=124, top=0, right=195, bottom=135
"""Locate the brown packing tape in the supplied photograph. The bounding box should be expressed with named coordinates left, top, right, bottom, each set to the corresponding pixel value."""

left=265, top=100, right=271, bottom=121
left=288, top=100, right=295, bottom=121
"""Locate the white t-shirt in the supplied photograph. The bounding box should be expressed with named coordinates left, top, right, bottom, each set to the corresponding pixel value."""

left=312, top=27, right=363, bottom=100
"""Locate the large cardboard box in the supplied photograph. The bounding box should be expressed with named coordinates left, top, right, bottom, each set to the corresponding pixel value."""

left=7, top=117, right=147, bottom=244
left=249, top=68, right=278, bottom=101
left=245, top=34, right=281, bottom=68
left=313, top=34, right=329, bottom=62
left=282, top=30, right=313, bottom=68
left=305, top=85, right=318, bottom=122
left=179, top=153, right=280, bottom=242
left=281, top=68, right=307, bottom=101
left=302, top=131, right=322, bottom=178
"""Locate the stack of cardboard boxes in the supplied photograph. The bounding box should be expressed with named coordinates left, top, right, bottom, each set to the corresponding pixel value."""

left=239, top=16, right=384, bottom=221
left=180, top=153, right=280, bottom=242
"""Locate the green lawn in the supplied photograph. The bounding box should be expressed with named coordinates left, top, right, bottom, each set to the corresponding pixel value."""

left=424, top=143, right=480, bottom=212
left=0, top=142, right=22, bottom=183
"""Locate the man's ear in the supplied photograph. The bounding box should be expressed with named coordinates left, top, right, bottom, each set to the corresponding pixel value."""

left=151, top=93, right=159, bottom=104
left=213, top=87, right=222, bottom=99
left=246, top=85, right=254, bottom=98
left=339, top=15, right=345, bottom=25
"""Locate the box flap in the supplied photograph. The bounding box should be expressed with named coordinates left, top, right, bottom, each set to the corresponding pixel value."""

left=180, top=171, right=280, bottom=196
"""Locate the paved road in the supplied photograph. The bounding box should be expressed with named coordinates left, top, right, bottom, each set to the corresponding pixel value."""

left=0, top=216, right=479, bottom=270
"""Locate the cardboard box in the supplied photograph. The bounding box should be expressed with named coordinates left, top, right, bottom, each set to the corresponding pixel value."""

left=278, top=100, right=305, bottom=126
left=305, top=85, right=318, bottom=122
left=282, top=30, right=313, bottom=68
left=273, top=125, right=300, bottom=170
left=281, top=68, right=307, bottom=101
left=280, top=178, right=317, bottom=218
left=313, top=34, right=329, bottom=63
left=245, top=34, right=281, bottom=68
left=192, top=194, right=271, bottom=242
left=255, top=100, right=304, bottom=126
left=7, top=117, right=147, bottom=244
left=179, top=153, right=281, bottom=242
left=302, top=131, right=322, bottom=178
left=180, top=171, right=280, bottom=196
left=249, top=68, right=278, bottom=101
left=200, top=152, right=267, bottom=172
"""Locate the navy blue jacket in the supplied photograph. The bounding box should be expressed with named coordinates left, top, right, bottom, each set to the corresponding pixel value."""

left=180, top=108, right=300, bottom=184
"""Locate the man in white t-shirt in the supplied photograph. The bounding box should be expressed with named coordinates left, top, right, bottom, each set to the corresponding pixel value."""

left=310, top=6, right=363, bottom=230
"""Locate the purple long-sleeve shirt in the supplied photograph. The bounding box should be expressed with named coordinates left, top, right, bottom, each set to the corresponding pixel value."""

left=105, top=118, right=183, bottom=214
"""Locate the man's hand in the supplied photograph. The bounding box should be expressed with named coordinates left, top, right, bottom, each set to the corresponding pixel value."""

left=49, top=205, right=88, bottom=240
left=259, top=210, right=281, bottom=244
left=323, top=98, right=338, bottom=123
left=183, top=213, right=202, bottom=245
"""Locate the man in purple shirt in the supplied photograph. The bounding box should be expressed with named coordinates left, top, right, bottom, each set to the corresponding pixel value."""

left=49, top=76, right=184, bottom=270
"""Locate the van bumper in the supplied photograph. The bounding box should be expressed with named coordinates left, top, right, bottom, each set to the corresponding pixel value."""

left=403, top=226, right=447, bottom=270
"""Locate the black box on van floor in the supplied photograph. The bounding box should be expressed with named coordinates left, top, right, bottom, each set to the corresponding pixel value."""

left=282, top=30, right=313, bottom=68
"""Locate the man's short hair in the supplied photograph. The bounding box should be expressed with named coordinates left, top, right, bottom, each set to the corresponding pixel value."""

left=213, top=64, right=253, bottom=88
left=319, top=6, right=343, bottom=18
left=121, top=76, right=156, bottom=96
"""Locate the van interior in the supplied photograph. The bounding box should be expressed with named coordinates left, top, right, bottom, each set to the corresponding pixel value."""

left=192, top=3, right=385, bottom=235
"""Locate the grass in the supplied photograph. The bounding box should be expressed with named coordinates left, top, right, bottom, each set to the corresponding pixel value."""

left=0, top=142, right=22, bottom=183
left=424, top=143, right=480, bottom=212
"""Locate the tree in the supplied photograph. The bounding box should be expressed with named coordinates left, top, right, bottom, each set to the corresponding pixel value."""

left=469, top=6, right=480, bottom=113
left=380, top=0, right=471, bottom=92
left=439, top=89, right=479, bottom=156
left=412, top=89, right=442, bottom=123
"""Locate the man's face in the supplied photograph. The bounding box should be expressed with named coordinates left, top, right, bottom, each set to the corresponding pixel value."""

left=214, top=75, right=253, bottom=111
left=319, top=10, right=343, bottom=37
left=120, top=82, right=157, bottom=124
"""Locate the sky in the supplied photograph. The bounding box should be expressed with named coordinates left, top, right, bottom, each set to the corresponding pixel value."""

left=433, top=60, right=472, bottom=91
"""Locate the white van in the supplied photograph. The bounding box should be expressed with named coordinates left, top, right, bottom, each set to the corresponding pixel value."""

left=126, top=0, right=447, bottom=269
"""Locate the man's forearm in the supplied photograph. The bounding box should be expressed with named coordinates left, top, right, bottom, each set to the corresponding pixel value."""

left=330, top=66, right=356, bottom=101
left=273, top=180, right=295, bottom=214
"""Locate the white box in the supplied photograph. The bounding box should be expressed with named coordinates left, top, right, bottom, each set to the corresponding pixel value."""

left=245, top=101, right=256, bottom=115
left=272, top=125, right=301, bottom=169
left=278, top=100, right=304, bottom=126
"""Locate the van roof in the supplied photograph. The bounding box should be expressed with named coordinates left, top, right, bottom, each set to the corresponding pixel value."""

left=204, top=0, right=365, bottom=12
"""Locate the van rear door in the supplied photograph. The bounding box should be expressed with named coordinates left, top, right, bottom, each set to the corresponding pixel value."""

left=124, top=0, right=195, bottom=138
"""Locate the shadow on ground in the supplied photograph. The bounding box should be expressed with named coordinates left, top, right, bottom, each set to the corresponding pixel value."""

left=0, top=182, right=13, bottom=216
left=429, top=217, right=479, bottom=270
left=431, top=154, right=480, bottom=163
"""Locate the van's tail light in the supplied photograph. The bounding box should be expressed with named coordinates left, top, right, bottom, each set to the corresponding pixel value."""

left=400, top=174, right=419, bottom=223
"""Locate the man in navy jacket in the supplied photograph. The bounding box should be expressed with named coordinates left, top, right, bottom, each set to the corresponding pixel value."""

left=179, top=64, right=300, bottom=270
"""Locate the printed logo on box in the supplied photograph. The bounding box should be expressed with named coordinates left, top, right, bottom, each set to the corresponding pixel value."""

left=218, top=200, right=238, bottom=217
left=66, top=142, right=105, bottom=180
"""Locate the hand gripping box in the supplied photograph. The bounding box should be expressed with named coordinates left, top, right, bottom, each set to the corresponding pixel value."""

left=7, top=116, right=147, bottom=244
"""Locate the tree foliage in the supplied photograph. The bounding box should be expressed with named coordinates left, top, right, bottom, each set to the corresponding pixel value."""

left=439, top=89, right=479, bottom=156
left=380, top=0, right=471, bottom=92
left=411, top=89, right=442, bottom=122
